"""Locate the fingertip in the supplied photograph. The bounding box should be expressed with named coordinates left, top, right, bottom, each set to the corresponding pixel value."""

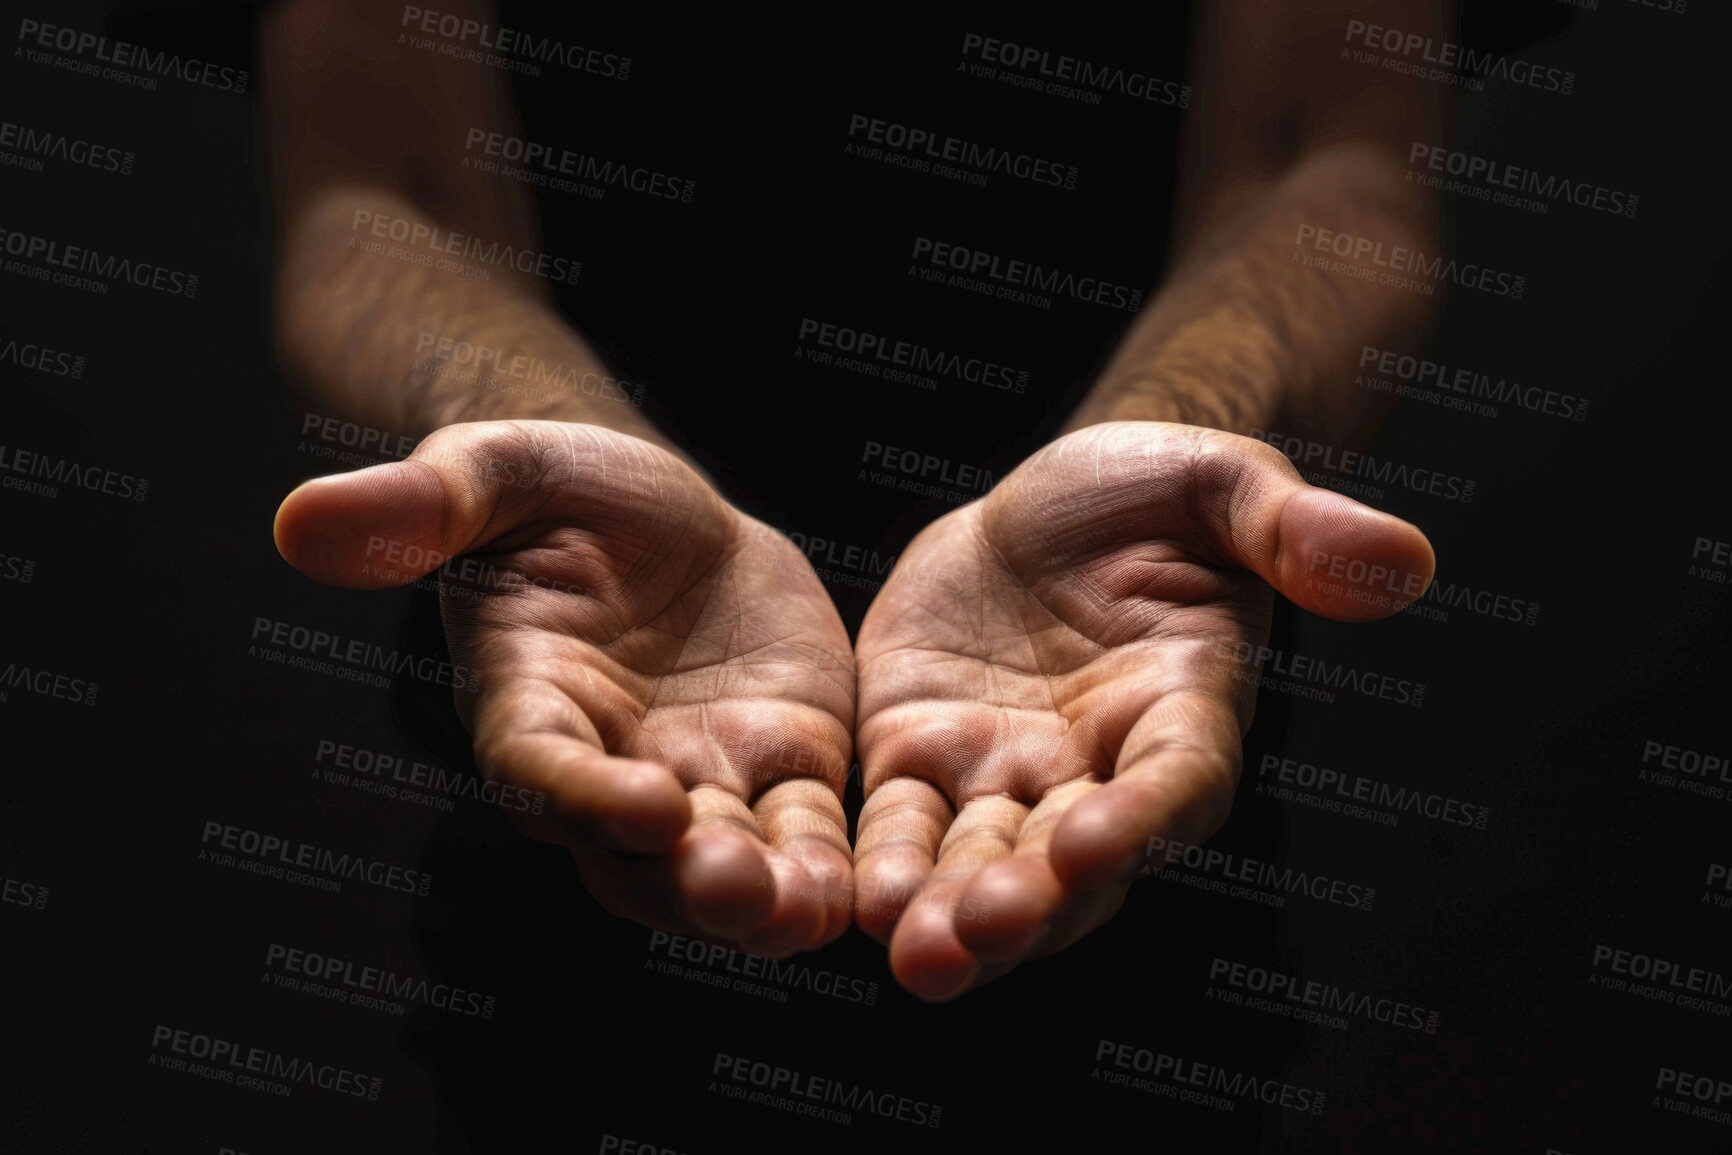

left=954, top=857, right=1058, bottom=961
left=272, top=462, right=448, bottom=587
left=1049, top=790, right=1144, bottom=891
left=272, top=477, right=332, bottom=572
left=1278, top=488, right=1436, bottom=621
left=852, top=849, right=930, bottom=944
left=790, top=844, right=857, bottom=949
left=678, top=829, right=777, bottom=939
left=889, top=922, right=979, bottom=1003
left=737, top=859, right=833, bottom=958
left=596, top=761, right=693, bottom=853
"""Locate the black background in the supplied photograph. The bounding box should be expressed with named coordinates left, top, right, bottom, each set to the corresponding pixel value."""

left=3, top=2, right=1730, bottom=1152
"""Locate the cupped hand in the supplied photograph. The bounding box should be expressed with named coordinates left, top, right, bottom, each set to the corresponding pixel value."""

left=274, top=421, right=856, bottom=956
left=852, top=422, right=1435, bottom=999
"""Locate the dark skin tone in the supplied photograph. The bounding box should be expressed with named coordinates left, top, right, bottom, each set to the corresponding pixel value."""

left=266, top=0, right=1449, bottom=994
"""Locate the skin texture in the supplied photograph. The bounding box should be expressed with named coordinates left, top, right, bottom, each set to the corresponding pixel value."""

left=852, top=424, right=1435, bottom=1000
left=263, top=0, right=1453, bottom=996
left=274, top=421, right=856, bottom=956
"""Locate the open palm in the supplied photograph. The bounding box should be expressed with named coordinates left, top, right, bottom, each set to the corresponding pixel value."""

left=853, top=422, right=1434, bottom=999
left=274, top=421, right=856, bottom=956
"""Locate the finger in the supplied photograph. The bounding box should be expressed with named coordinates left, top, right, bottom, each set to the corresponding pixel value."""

left=954, top=883, right=1132, bottom=991
left=851, top=777, right=953, bottom=943
left=272, top=419, right=716, bottom=588
left=887, top=795, right=1026, bottom=1002
left=674, top=786, right=779, bottom=941
left=750, top=777, right=856, bottom=953
left=953, top=778, right=1097, bottom=961
left=1048, top=688, right=1242, bottom=892
left=1190, top=429, right=1436, bottom=621
left=568, top=780, right=849, bottom=958
left=566, top=821, right=773, bottom=948
left=471, top=667, right=691, bottom=854
left=956, top=776, right=1158, bottom=989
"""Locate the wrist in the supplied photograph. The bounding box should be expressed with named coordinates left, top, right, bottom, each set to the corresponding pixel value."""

left=404, top=318, right=659, bottom=438
left=1065, top=145, right=1437, bottom=443
left=1063, top=361, right=1281, bottom=437
left=276, top=187, right=691, bottom=465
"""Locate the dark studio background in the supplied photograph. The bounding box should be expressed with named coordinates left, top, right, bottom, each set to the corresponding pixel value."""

left=3, top=2, right=1730, bottom=1152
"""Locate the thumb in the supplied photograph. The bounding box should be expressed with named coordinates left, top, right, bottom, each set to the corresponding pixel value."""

left=272, top=420, right=567, bottom=589
left=1195, top=430, right=1436, bottom=622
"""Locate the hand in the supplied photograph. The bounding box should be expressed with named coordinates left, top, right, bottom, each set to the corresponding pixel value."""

left=273, top=421, right=856, bottom=956
left=851, top=422, right=1435, bottom=999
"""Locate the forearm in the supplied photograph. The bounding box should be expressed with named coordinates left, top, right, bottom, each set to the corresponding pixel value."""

left=1064, top=142, right=1437, bottom=439
left=275, top=184, right=679, bottom=453
left=263, top=0, right=686, bottom=461
left=1066, top=0, right=1451, bottom=441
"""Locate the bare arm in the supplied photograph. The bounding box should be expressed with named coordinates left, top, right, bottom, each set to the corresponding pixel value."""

left=1065, top=0, right=1455, bottom=440
left=263, top=0, right=680, bottom=454
left=262, top=0, right=858, bottom=956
